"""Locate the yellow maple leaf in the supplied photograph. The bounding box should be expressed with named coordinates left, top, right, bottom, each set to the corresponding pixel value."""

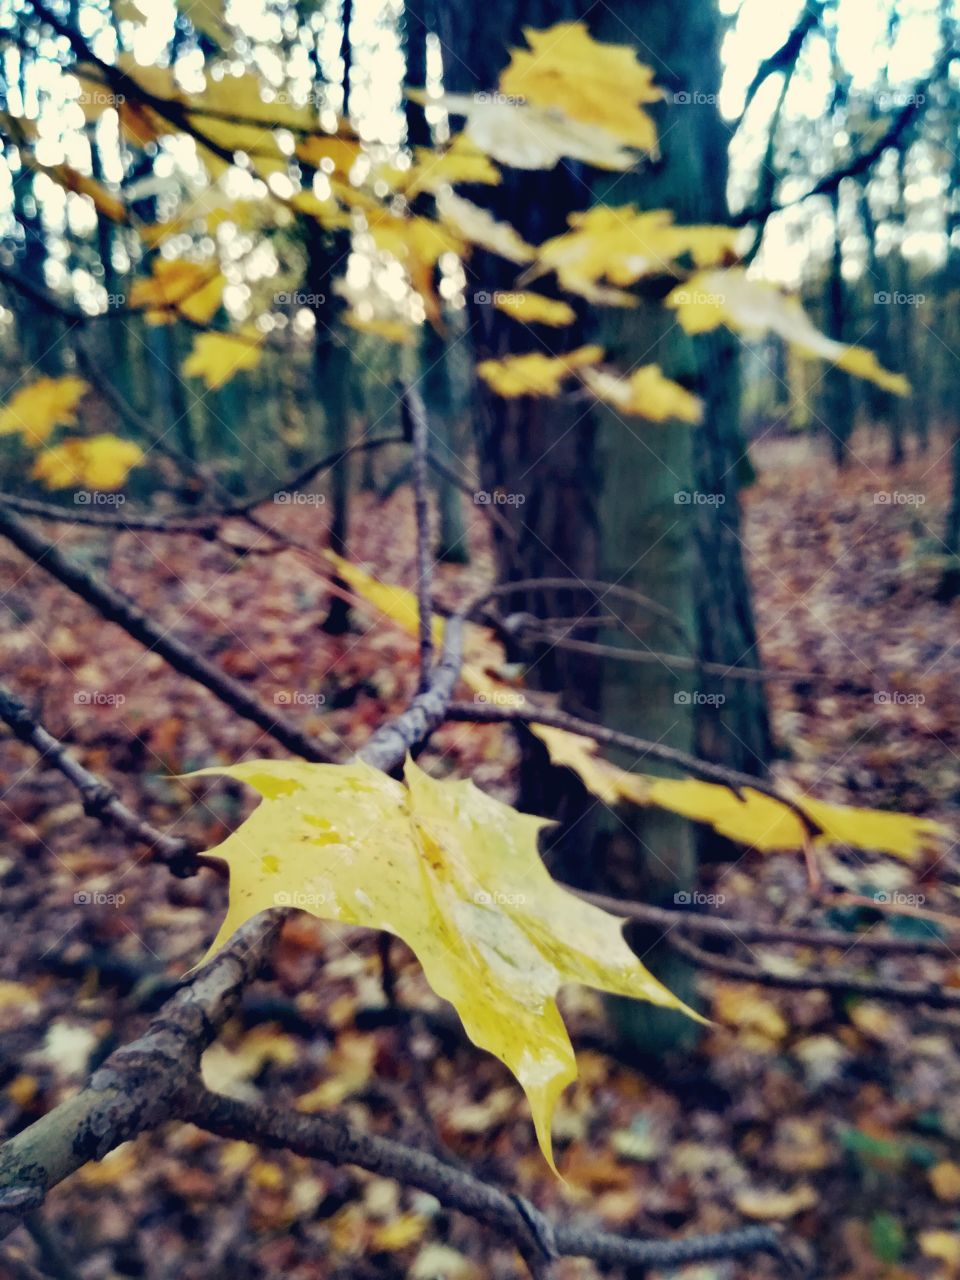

left=435, top=190, right=535, bottom=264
left=32, top=434, right=144, bottom=491
left=617, top=775, right=946, bottom=862
left=185, top=74, right=316, bottom=170
left=584, top=365, right=703, bottom=423
left=415, top=92, right=639, bottom=172
left=0, top=376, right=89, bottom=446
left=666, top=269, right=910, bottom=395
left=181, top=330, right=263, bottom=389
left=500, top=22, right=661, bottom=152
left=369, top=213, right=463, bottom=267
left=476, top=345, right=603, bottom=397
left=190, top=756, right=695, bottom=1168
left=535, top=207, right=739, bottom=301
left=75, top=59, right=177, bottom=145
left=493, top=291, right=576, bottom=327
left=130, top=259, right=225, bottom=325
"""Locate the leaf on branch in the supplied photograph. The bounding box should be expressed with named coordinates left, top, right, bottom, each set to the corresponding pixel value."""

left=129, top=259, right=225, bottom=325
left=583, top=365, right=703, bottom=423
left=185, top=74, right=316, bottom=172
left=74, top=60, right=178, bottom=145
left=534, top=207, right=740, bottom=301
left=616, top=775, right=947, bottom=862
left=0, top=376, right=90, bottom=446
left=189, top=755, right=696, bottom=1168
left=395, top=136, right=501, bottom=197
left=476, top=345, right=603, bottom=397
left=493, top=291, right=576, bottom=327
left=435, top=190, right=535, bottom=264
left=412, top=92, right=639, bottom=172
left=181, top=329, right=264, bottom=389
left=31, top=434, right=144, bottom=491
left=499, top=21, right=662, bottom=152
left=667, top=269, right=910, bottom=395
left=326, top=555, right=946, bottom=865
left=45, top=164, right=127, bottom=224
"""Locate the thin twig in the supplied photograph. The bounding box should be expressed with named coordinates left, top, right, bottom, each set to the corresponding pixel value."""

left=0, top=505, right=337, bottom=763
left=404, top=385, right=434, bottom=691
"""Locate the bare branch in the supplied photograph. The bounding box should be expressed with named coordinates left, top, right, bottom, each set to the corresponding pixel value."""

left=0, top=505, right=337, bottom=763
left=0, top=684, right=215, bottom=875
left=668, top=932, right=960, bottom=1007
left=404, top=385, right=435, bottom=690
left=0, top=913, right=281, bottom=1238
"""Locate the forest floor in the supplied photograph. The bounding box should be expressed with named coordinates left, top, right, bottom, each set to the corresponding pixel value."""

left=2, top=426, right=960, bottom=1280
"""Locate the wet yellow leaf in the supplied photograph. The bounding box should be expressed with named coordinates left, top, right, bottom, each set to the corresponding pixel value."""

left=32, top=434, right=144, bottom=491
left=0, top=376, right=89, bottom=446
left=191, top=757, right=694, bottom=1169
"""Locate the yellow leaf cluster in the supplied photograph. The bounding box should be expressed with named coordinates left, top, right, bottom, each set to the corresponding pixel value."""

left=181, top=330, right=263, bottom=389
left=190, top=755, right=694, bottom=1168
left=129, top=259, right=225, bottom=325
left=667, top=269, right=910, bottom=395
left=500, top=22, right=661, bottom=152
left=537, top=207, right=739, bottom=302
left=583, top=364, right=703, bottom=423
left=0, top=376, right=89, bottom=446
left=400, top=136, right=501, bottom=197
left=476, top=345, right=602, bottom=397
left=32, top=434, right=144, bottom=491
